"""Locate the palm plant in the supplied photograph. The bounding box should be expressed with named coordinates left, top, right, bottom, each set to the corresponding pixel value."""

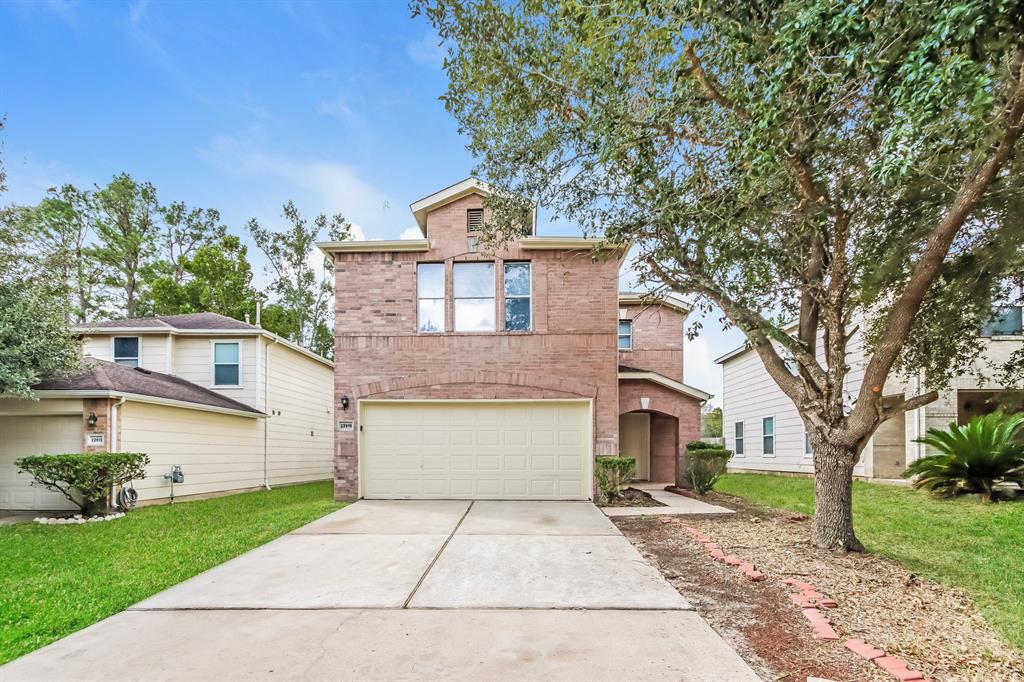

left=903, top=412, right=1024, bottom=501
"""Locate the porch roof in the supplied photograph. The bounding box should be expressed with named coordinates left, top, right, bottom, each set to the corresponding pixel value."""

left=618, top=367, right=713, bottom=402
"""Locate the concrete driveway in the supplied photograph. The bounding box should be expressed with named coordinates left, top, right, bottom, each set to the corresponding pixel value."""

left=3, top=500, right=758, bottom=681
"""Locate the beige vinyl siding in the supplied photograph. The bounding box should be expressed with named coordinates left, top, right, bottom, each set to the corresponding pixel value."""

left=722, top=329, right=869, bottom=477
left=119, top=402, right=265, bottom=501
left=264, top=340, right=333, bottom=485
left=172, top=336, right=260, bottom=409
left=82, top=334, right=169, bottom=372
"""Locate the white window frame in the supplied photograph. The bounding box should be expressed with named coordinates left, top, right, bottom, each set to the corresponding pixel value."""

left=453, top=262, right=496, bottom=333
left=417, top=262, right=446, bottom=333
left=618, top=319, right=633, bottom=350
left=210, top=340, right=242, bottom=388
left=733, top=421, right=744, bottom=456
left=503, top=261, right=532, bottom=332
left=762, top=416, right=776, bottom=457
left=112, top=336, right=141, bottom=367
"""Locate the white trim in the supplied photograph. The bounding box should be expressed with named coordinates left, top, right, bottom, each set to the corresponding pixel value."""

left=518, top=236, right=620, bottom=251
left=617, top=370, right=714, bottom=401
left=761, top=415, right=776, bottom=457
left=733, top=420, right=745, bottom=457
left=502, top=261, right=532, bottom=332
left=111, top=336, right=141, bottom=367
left=318, top=239, right=430, bottom=255
left=618, top=292, right=692, bottom=316
left=165, top=335, right=173, bottom=374
left=357, top=398, right=594, bottom=501
left=33, top=390, right=264, bottom=419
left=409, top=177, right=496, bottom=233
left=618, top=318, right=633, bottom=351
left=210, top=339, right=243, bottom=389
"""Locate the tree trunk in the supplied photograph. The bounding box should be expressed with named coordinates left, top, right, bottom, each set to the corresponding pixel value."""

left=811, top=440, right=864, bottom=552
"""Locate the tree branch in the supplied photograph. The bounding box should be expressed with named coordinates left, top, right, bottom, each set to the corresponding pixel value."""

left=882, top=390, right=939, bottom=418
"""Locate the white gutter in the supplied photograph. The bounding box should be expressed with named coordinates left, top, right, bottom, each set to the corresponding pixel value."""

left=34, top=390, right=265, bottom=419
left=263, top=336, right=279, bottom=491
left=110, top=396, right=126, bottom=452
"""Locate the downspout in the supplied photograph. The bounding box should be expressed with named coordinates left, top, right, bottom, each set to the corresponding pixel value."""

left=263, top=336, right=278, bottom=491
left=108, top=396, right=126, bottom=509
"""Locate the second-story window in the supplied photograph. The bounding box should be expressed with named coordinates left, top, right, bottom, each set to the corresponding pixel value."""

left=213, top=342, right=241, bottom=387
left=113, top=337, right=140, bottom=367
left=454, top=262, right=495, bottom=332
left=417, top=263, right=445, bottom=333
left=504, top=262, right=531, bottom=331
left=618, top=319, right=633, bottom=350
left=981, top=305, right=1023, bottom=337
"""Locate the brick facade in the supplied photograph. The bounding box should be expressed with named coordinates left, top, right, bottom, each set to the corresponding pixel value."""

left=618, top=302, right=686, bottom=382
left=618, top=379, right=703, bottom=485
left=83, top=398, right=115, bottom=453
left=332, top=193, right=622, bottom=499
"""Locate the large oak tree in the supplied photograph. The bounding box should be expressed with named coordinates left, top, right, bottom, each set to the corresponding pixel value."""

left=416, top=0, right=1024, bottom=549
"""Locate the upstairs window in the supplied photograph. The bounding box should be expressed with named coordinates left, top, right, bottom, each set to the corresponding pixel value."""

left=981, top=305, right=1023, bottom=337
left=454, top=262, right=495, bottom=332
left=113, top=337, right=140, bottom=367
left=504, top=262, right=531, bottom=331
left=467, top=208, right=484, bottom=232
left=618, top=319, right=633, bottom=350
left=762, top=416, right=775, bottom=455
left=417, top=263, right=445, bottom=333
left=213, top=342, right=241, bottom=386
left=734, top=422, right=744, bottom=455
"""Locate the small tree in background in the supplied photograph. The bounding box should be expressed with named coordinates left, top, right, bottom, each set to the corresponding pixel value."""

left=701, top=406, right=723, bottom=438
left=418, top=0, right=1024, bottom=550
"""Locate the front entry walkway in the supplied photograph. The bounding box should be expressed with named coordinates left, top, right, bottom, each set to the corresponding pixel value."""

left=3, top=501, right=758, bottom=681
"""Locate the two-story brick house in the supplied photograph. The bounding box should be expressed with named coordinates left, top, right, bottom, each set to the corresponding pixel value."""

left=321, top=178, right=711, bottom=501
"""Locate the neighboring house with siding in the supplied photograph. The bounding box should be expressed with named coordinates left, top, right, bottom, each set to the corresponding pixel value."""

left=320, top=178, right=711, bottom=501
left=0, top=313, right=334, bottom=511
left=715, top=307, right=1024, bottom=479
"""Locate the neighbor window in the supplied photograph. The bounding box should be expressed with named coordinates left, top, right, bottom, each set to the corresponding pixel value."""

left=504, top=262, right=531, bottom=331
left=618, top=319, right=633, bottom=350
left=417, top=263, right=445, bottom=333
left=454, top=262, right=495, bottom=332
left=804, top=431, right=813, bottom=456
left=762, top=416, right=775, bottom=455
left=213, top=342, right=240, bottom=386
left=981, top=305, right=1023, bottom=337
left=734, top=422, right=744, bottom=455
left=113, top=337, right=140, bottom=367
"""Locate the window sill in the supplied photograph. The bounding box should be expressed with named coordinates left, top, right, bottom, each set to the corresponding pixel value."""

left=987, top=335, right=1024, bottom=341
left=213, top=385, right=244, bottom=390
left=416, top=330, right=536, bottom=336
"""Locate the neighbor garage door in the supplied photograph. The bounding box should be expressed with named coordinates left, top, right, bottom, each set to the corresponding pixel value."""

left=360, top=400, right=591, bottom=500
left=0, top=415, right=81, bottom=510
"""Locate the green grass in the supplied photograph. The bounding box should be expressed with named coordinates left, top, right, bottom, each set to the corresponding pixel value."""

left=0, top=481, right=344, bottom=664
left=716, top=473, right=1024, bottom=651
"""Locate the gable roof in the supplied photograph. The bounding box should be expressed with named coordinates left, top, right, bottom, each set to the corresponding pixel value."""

left=618, top=366, right=714, bottom=402
left=409, top=177, right=494, bottom=234
left=33, top=360, right=264, bottom=417
left=618, top=291, right=692, bottom=316
left=71, top=314, right=333, bottom=369
left=77, top=312, right=259, bottom=331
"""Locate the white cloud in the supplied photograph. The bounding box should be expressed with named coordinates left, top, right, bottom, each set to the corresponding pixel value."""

left=316, top=94, right=355, bottom=121
left=406, top=32, right=445, bottom=68
left=685, top=335, right=722, bottom=407
left=399, top=226, right=423, bottom=240
left=200, top=132, right=390, bottom=236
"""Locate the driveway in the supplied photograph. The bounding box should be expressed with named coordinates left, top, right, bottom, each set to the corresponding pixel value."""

left=3, top=500, right=758, bottom=681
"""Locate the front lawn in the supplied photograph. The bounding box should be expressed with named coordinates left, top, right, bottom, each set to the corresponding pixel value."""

left=0, top=481, right=344, bottom=665
left=716, top=473, right=1024, bottom=651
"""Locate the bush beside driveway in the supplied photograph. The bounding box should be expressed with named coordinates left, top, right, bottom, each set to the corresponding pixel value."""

left=0, top=481, right=344, bottom=664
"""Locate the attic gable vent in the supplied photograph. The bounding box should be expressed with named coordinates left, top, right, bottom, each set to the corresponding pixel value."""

left=467, top=208, right=484, bottom=232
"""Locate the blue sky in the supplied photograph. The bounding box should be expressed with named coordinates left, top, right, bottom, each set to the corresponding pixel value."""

left=0, top=0, right=739, bottom=403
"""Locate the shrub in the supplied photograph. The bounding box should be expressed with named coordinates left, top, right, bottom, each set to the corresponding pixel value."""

left=904, top=411, right=1024, bottom=501
left=686, top=440, right=727, bottom=451
left=596, top=456, right=636, bottom=503
left=15, top=452, right=149, bottom=515
left=686, top=447, right=733, bottom=495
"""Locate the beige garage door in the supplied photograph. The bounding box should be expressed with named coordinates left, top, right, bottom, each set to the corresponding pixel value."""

left=0, top=415, right=81, bottom=510
left=360, top=400, right=592, bottom=500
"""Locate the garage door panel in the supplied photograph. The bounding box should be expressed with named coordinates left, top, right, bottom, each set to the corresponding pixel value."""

left=361, top=401, right=591, bottom=500
left=1, top=415, right=82, bottom=510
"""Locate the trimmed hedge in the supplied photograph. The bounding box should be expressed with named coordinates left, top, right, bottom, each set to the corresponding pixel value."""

left=596, top=456, right=636, bottom=503
left=685, top=444, right=733, bottom=495
left=15, top=452, right=149, bottom=515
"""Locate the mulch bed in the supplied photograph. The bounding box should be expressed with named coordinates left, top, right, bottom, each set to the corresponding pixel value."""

left=600, top=487, right=668, bottom=507
left=613, top=492, right=1024, bottom=682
